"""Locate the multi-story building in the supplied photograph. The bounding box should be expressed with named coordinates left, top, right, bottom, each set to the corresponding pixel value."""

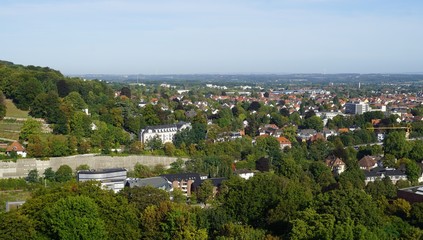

left=345, top=102, right=369, bottom=115
left=363, top=167, right=407, bottom=185
left=77, top=168, right=127, bottom=193
left=161, top=173, right=202, bottom=196
left=140, top=122, right=191, bottom=144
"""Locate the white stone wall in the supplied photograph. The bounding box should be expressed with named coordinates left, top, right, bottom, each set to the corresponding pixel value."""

left=0, top=155, right=183, bottom=179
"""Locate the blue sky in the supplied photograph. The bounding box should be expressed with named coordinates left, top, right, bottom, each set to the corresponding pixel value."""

left=0, top=0, right=422, bottom=74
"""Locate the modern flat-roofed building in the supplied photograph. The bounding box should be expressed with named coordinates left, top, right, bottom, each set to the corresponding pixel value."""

left=77, top=168, right=127, bottom=193
left=345, top=102, right=369, bottom=115
left=125, top=177, right=172, bottom=191
left=140, top=122, right=191, bottom=144
left=398, top=186, right=423, bottom=203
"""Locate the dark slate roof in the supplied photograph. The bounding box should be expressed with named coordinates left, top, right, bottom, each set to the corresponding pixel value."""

left=364, top=170, right=383, bottom=177
left=385, top=169, right=407, bottom=176
left=125, top=177, right=171, bottom=190
left=209, top=177, right=226, bottom=187
left=161, top=173, right=202, bottom=183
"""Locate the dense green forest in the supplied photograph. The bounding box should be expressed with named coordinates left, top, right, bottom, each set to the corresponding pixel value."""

left=2, top=61, right=423, bottom=239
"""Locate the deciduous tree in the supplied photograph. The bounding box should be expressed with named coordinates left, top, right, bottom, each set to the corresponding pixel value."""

left=42, top=195, right=107, bottom=240
left=55, top=165, right=73, bottom=182
left=196, top=180, right=214, bottom=206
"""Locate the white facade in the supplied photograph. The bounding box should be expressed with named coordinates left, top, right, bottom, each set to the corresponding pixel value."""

left=238, top=172, right=254, bottom=180
left=234, top=170, right=255, bottom=180
left=77, top=168, right=127, bottom=193
left=140, top=122, right=191, bottom=144
left=345, top=102, right=370, bottom=115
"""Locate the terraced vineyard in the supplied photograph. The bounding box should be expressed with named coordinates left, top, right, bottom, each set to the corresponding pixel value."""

left=0, top=120, right=23, bottom=141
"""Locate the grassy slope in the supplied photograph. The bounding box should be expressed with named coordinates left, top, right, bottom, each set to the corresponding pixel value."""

left=4, top=99, right=28, bottom=118
left=0, top=100, right=28, bottom=141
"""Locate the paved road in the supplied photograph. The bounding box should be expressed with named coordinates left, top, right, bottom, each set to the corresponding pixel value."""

left=350, top=137, right=423, bottom=149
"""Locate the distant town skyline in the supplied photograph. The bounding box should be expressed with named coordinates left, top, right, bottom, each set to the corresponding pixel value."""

left=1, top=0, right=422, bottom=75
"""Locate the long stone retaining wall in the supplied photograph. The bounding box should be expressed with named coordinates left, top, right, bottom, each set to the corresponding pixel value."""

left=0, top=154, right=181, bottom=179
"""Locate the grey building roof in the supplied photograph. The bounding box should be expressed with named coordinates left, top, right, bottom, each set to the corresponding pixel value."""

left=144, top=121, right=190, bottom=131
left=125, top=177, right=171, bottom=190
left=298, top=129, right=317, bottom=136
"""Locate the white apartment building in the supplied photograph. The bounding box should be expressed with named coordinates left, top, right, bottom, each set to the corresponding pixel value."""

left=345, top=102, right=370, bottom=115
left=140, top=122, right=191, bottom=144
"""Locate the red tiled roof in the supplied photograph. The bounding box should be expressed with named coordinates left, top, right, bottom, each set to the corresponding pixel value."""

left=6, top=141, right=25, bottom=152
left=277, top=137, right=291, bottom=144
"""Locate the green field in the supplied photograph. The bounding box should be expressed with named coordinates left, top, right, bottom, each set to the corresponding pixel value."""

left=4, top=99, right=29, bottom=119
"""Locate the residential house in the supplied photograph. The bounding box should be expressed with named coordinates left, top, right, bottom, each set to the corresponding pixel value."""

left=322, top=128, right=337, bottom=139
left=5, top=141, right=27, bottom=158
left=309, top=133, right=326, bottom=143
left=363, top=167, right=407, bottom=185
left=215, top=131, right=243, bottom=142
left=338, top=128, right=349, bottom=134
left=259, top=124, right=279, bottom=136
left=138, top=101, right=148, bottom=108
left=325, top=157, right=346, bottom=176
left=277, top=136, right=292, bottom=149
left=234, top=169, right=255, bottom=180
left=358, top=156, right=378, bottom=170
left=297, top=129, right=317, bottom=142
